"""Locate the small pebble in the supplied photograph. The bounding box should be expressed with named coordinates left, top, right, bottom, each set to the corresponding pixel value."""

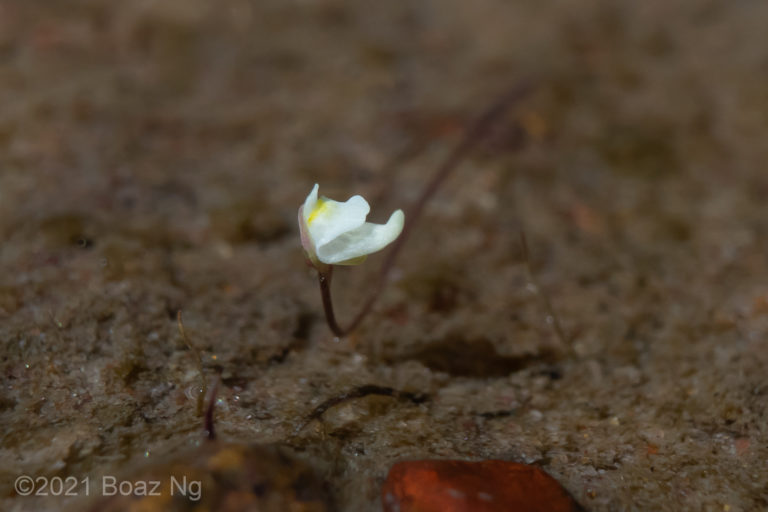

left=381, top=459, right=583, bottom=512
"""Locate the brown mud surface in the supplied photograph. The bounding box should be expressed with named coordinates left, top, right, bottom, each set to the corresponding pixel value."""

left=1, top=0, right=767, bottom=510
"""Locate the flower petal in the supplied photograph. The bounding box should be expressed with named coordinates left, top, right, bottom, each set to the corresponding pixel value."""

left=302, top=183, right=319, bottom=225
left=306, top=190, right=370, bottom=248
left=316, top=209, right=404, bottom=265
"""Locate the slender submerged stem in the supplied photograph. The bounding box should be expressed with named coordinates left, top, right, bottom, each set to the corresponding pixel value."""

left=319, top=81, right=534, bottom=337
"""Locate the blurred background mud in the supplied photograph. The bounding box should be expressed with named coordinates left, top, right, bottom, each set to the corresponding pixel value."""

left=1, top=0, right=767, bottom=510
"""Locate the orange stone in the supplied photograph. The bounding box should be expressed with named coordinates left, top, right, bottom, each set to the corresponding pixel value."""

left=382, top=459, right=582, bottom=512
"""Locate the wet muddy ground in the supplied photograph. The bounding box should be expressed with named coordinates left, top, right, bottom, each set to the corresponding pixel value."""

left=1, top=0, right=767, bottom=510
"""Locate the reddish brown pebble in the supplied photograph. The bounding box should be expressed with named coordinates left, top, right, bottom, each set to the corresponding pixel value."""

left=381, top=459, right=582, bottom=512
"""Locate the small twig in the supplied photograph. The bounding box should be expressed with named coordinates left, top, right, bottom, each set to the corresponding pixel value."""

left=519, top=230, right=570, bottom=349
left=294, top=384, right=429, bottom=434
left=204, top=378, right=219, bottom=441
left=177, top=310, right=207, bottom=416
left=319, top=81, right=534, bottom=337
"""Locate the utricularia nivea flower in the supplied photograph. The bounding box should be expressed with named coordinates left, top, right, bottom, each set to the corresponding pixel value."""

left=299, top=184, right=404, bottom=267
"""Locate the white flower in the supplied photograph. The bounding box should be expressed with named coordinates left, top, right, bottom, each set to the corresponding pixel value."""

left=299, top=184, right=404, bottom=266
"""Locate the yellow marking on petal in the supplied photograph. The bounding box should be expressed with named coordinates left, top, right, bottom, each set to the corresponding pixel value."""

left=307, top=198, right=328, bottom=225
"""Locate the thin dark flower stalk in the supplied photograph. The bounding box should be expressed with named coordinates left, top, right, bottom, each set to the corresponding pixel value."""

left=319, top=81, right=534, bottom=337
left=317, top=267, right=344, bottom=337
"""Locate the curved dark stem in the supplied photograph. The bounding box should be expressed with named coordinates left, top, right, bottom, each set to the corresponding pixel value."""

left=318, top=267, right=344, bottom=337
left=320, top=81, right=535, bottom=337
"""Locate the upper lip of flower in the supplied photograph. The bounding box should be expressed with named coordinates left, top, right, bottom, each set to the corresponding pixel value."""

left=299, top=184, right=405, bottom=265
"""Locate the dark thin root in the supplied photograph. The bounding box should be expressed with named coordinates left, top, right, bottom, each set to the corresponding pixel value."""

left=519, top=230, right=570, bottom=350
left=295, top=385, right=429, bottom=434
left=477, top=409, right=517, bottom=419
left=204, top=378, right=219, bottom=441
left=177, top=310, right=207, bottom=416
left=320, top=80, right=535, bottom=337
